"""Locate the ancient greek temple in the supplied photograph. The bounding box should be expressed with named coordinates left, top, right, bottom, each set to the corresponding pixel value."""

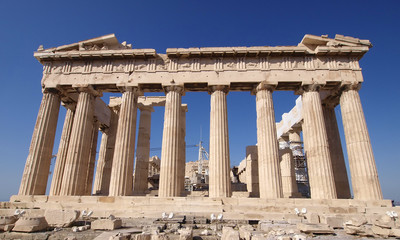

left=17, top=33, right=383, bottom=206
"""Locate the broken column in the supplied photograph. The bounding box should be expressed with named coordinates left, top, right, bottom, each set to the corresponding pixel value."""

left=19, top=89, right=61, bottom=195
left=340, top=84, right=382, bottom=200
left=208, top=85, right=232, bottom=198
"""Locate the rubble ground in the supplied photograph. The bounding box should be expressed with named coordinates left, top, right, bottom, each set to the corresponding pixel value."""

left=1, top=214, right=400, bottom=240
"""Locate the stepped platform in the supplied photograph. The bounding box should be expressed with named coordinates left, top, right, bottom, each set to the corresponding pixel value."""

left=1, top=195, right=397, bottom=222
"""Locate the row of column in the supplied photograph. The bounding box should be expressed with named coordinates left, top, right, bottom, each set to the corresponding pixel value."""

left=19, top=82, right=382, bottom=201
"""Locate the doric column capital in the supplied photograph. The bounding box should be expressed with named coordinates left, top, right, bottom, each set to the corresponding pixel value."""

left=117, top=86, right=142, bottom=95
left=208, top=85, right=229, bottom=94
left=61, top=102, right=77, bottom=111
left=163, top=85, right=184, bottom=95
left=252, top=81, right=276, bottom=95
left=42, top=87, right=60, bottom=95
left=340, top=82, right=362, bottom=92
left=138, top=104, right=155, bottom=112
left=73, top=84, right=102, bottom=97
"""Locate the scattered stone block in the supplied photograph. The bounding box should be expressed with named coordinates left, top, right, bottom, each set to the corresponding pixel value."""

left=12, top=217, right=48, bottom=233
left=44, top=209, right=79, bottom=228
left=344, top=216, right=367, bottom=227
left=109, top=233, right=130, bottom=240
left=238, top=224, right=253, bottom=240
left=222, top=226, right=239, bottom=240
left=292, top=234, right=307, bottom=240
left=178, top=227, right=192, bottom=240
left=151, top=232, right=169, bottom=240
left=322, top=216, right=344, bottom=229
left=3, top=224, right=14, bottom=232
left=277, top=236, right=291, bottom=240
left=0, top=216, right=18, bottom=225
left=92, top=218, right=122, bottom=230
left=200, top=229, right=211, bottom=235
left=390, top=228, right=400, bottom=238
left=371, top=225, right=390, bottom=237
left=304, top=213, right=320, bottom=224
left=132, top=233, right=151, bottom=240
left=374, top=214, right=395, bottom=228
left=296, top=223, right=334, bottom=234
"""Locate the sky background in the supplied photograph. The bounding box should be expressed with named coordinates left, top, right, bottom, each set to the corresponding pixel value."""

left=0, top=0, right=399, bottom=202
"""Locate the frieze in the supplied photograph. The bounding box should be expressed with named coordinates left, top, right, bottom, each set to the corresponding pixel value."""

left=42, top=55, right=361, bottom=76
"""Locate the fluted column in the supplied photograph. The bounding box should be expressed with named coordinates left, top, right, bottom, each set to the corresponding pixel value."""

left=19, top=89, right=61, bottom=195
left=133, top=106, right=153, bottom=195
left=323, top=104, right=351, bottom=199
left=49, top=104, right=75, bottom=196
left=340, top=84, right=382, bottom=200
left=93, top=109, right=119, bottom=195
left=109, top=87, right=139, bottom=196
left=60, top=88, right=97, bottom=196
left=254, top=83, right=282, bottom=199
left=279, top=143, right=299, bottom=198
left=159, top=86, right=183, bottom=197
left=84, top=121, right=99, bottom=195
left=177, top=104, right=188, bottom=196
left=209, top=85, right=231, bottom=198
left=301, top=85, right=337, bottom=199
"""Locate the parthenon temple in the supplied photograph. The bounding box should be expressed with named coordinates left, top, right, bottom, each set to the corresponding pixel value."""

left=8, top=34, right=392, bottom=221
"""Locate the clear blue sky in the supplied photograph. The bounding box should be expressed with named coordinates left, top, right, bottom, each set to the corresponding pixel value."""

left=0, top=0, right=399, bottom=202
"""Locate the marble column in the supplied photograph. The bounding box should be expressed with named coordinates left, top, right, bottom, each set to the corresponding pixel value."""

left=177, top=104, right=188, bottom=196
left=109, top=87, right=139, bottom=196
left=159, top=86, right=183, bottom=197
left=49, top=104, right=75, bottom=196
left=254, top=83, right=282, bottom=199
left=322, top=103, right=351, bottom=199
left=340, top=84, right=382, bottom=200
left=133, top=105, right=153, bottom=195
left=93, top=109, right=118, bottom=195
left=19, top=89, right=61, bottom=195
left=84, top=121, right=99, bottom=195
left=301, top=85, right=337, bottom=199
left=60, top=88, right=96, bottom=196
left=208, top=85, right=232, bottom=198
left=279, top=143, right=299, bottom=198
left=288, top=129, right=302, bottom=153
